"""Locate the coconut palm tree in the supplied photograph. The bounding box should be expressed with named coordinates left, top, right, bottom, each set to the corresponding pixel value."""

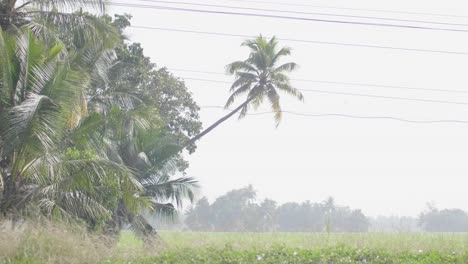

left=0, top=6, right=196, bottom=236
left=0, top=27, right=134, bottom=219
left=0, top=28, right=197, bottom=236
left=87, top=105, right=198, bottom=236
left=186, top=35, right=303, bottom=146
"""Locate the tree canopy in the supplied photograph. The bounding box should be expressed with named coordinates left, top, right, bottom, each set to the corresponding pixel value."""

left=185, top=186, right=370, bottom=232
left=0, top=8, right=201, bottom=239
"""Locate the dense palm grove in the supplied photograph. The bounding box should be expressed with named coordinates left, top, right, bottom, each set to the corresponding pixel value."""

left=0, top=1, right=201, bottom=237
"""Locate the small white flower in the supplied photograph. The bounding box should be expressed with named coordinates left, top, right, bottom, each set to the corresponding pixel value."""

left=362, top=258, right=367, bottom=263
left=293, top=251, right=298, bottom=256
left=257, top=255, right=262, bottom=261
left=418, top=249, right=424, bottom=254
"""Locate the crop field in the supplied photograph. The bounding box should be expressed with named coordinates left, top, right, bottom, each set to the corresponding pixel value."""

left=114, top=232, right=468, bottom=264
left=2, top=224, right=468, bottom=264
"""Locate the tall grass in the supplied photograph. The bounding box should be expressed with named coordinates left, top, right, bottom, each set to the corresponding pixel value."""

left=0, top=220, right=110, bottom=263
left=0, top=220, right=163, bottom=264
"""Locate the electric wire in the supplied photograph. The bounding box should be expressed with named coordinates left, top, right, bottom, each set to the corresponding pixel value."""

left=128, top=0, right=468, bottom=28
left=201, top=106, right=468, bottom=124
left=180, top=77, right=468, bottom=106
left=130, top=26, right=468, bottom=56
left=110, top=2, right=468, bottom=33
left=108, top=1, right=468, bottom=123
left=198, top=0, right=468, bottom=20
left=166, top=68, right=468, bottom=94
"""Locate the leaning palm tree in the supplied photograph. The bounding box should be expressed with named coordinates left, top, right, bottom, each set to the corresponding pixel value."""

left=186, top=36, right=303, bottom=146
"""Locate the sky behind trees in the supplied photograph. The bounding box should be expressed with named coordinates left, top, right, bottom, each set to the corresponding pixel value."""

left=110, top=0, right=468, bottom=217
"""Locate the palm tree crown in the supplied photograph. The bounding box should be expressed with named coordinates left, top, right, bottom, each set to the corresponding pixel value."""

left=185, top=35, right=303, bottom=147
left=226, top=35, right=304, bottom=126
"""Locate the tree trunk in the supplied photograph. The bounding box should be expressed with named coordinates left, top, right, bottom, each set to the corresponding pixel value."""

left=184, top=98, right=253, bottom=148
left=0, top=0, right=16, bottom=29
left=0, top=173, right=15, bottom=215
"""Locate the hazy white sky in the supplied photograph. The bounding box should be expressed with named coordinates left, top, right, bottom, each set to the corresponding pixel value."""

left=111, top=0, right=468, bottom=217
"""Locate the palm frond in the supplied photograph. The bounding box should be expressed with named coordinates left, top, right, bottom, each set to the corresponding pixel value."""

left=89, top=49, right=116, bottom=84
left=28, top=0, right=107, bottom=14
left=23, top=152, right=133, bottom=191
left=15, top=30, right=44, bottom=101
left=225, top=83, right=251, bottom=108
left=0, top=28, right=17, bottom=109
left=142, top=176, right=198, bottom=208
left=19, top=155, right=117, bottom=221
left=141, top=139, right=183, bottom=171
left=274, top=82, right=304, bottom=101
left=225, top=61, right=258, bottom=75
left=234, top=71, right=258, bottom=81
left=69, top=112, right=105, bottom=151
left=89, top=91, right=144, bottom=112
left=120, top=191, right=154, bottom=225
left=270, top=72, right=290, bottom=83
left=150, top=201, right=178, bottom=222
left=128, top=105, right=159, bottom=131
left=2, top=94, right=61, bottom=159
left=241, top=35, right=269, bottom=52
left=27, top=11, right=119, bottom=51
left=40, top=62, right=91, bottom=129
left=247, top=52, right=268, bottom=70
left=245, top=85, right=264, bottom=109
left=271, top=47, right=292, bottom=65
left=36, top=192, right=111, bottom=221
left=267, top=85, right=282, bottom=126
left=20, top=155, right=144, bottom=221
left=273, top=62, right=298, bottom=73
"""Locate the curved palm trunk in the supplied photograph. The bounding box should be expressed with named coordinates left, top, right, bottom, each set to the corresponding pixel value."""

left=184, top=97, right=253, bottom=148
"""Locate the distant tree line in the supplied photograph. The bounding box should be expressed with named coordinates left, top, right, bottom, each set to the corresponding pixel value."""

left=183, top=186, right=468, bottom=233
left=418, top=204, right=468, bottom=232
left=184, top=186, right=369, bottom=232
left=369, top=205, right=468, bottom=233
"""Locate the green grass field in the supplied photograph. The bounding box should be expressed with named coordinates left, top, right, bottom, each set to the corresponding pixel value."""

left=2, top=224, right=468, bottom=263
left=115, top=231, right=468, bottom=263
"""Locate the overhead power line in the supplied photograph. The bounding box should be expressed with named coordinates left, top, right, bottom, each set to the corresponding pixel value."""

left=130, top=26, right=468, bottom=56
left=205, top=0, right=468, bottom=20
left=110, top=2, right=468, bottom=33
left=202, top=106, right=468, bottom=124
left=130, top=0, right=468, bottom=28
left=167, top=68, right=468, bottom=94
left=179, top=77, right=468, bottom=106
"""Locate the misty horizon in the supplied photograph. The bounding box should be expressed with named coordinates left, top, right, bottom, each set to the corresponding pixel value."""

left=109, top=0, right=468, bottom=218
